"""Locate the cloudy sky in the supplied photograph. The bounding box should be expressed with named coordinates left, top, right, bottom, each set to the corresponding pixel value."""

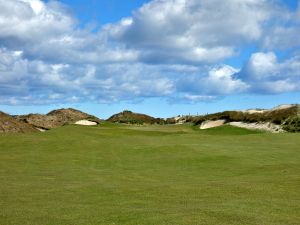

left=0, top=0, right=299, bottom=118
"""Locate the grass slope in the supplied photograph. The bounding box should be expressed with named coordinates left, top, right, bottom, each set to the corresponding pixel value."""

left=0, top=124, right=299, bottom=225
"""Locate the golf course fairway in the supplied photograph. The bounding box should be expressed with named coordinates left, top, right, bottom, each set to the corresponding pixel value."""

left=0, top=124, right=299, bottom=225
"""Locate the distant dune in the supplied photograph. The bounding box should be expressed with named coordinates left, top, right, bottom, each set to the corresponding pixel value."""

left=0, top=104, right=299, bottom=133
left=16, top=108, right=101, bottom=130
left=194, top=104, right=299, bottom=132
left=107, top=110, right=163, bottom=124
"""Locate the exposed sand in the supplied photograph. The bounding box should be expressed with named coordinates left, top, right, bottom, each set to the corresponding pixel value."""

left=240, top=104, right=297, bottom=114
left=243, top=109, right=267, bottom=114
left=36, top=128, right=46, bottom=132
left=75, top=120, right=98, bottom=126
left=229, top=122, right=284, bottom=133
left=174, top=116, right=186, bottom=125
left=200, top=120, right=226, bottom=129
left=271, top=104, right=294, bottom=110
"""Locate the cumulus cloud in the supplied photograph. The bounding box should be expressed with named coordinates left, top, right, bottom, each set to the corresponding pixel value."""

left=182, top=94, right=217, bottom=102
left=0, top=0, right=299, bottom=105
left=0, top=0, right=74, bottom=45
left=238, top=52, right=300, bottom=93
left=0, top=0, right=138, bottom=64
left=263, top=26, right=300, bottom=50
left=106, top=0, right=274, bottom=64
left=0, top=48, right=27, bottom=83
left=0, top=47, right=175, bottom=104
left=177, top=65, right=248, bottom=96
left=262, top=1, right=300, bottom=49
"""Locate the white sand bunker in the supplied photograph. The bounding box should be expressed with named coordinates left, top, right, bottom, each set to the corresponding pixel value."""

left=200, top=120, right=226, bottom=129
left=75, top=120, right=98, bottom=126
left=229, top=122, right=284, bottom=133
left=36, top=128, right=46, bottom=132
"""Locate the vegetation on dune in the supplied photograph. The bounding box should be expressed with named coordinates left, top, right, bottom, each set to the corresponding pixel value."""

left=0, top=124, right=299, bottom=225
left=192, top=105, right=300, bottom=132
left=282, top=116, right=300, bottom=132
left=16, top=108, right=101, bottom=130
left=107, top=110, right=165, bottom=124
left=0, top=111, right=37, bottom=133
left=1, top=104, right=299, bottom=133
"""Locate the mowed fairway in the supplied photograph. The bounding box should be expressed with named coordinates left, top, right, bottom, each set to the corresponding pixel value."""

left=0, top=124, right=299, bottom=225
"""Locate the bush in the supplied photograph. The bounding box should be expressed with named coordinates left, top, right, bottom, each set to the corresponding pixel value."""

left=282, top=117, right=300, bottom=132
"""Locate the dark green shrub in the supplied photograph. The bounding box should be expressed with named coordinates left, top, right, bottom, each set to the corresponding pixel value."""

left=282, top=117, right=300, bottom=132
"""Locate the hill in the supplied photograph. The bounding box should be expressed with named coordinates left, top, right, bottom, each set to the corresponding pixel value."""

left=47, top=108, right=101, bottom=125
left=16, top=108, right=101, bottom=130
left=0, top=111, right=37, bottom=133
left=107, top=110, right=163, bottom=124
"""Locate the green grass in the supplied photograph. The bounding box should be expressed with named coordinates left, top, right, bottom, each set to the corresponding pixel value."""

left=0, top=124, right=299, bottom=225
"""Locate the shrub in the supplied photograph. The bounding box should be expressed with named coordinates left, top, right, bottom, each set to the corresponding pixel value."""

left=282, top=117, right=300, bottom=132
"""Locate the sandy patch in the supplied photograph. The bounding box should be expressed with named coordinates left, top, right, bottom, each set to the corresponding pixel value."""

left=271, top=104, right=294, bottom=110
left=75, top=120, right=97, bottom=126
left=200, top=120, right=226, bottom=129
left=36, top=128, right=46, bottom=132
left=173, top=116, right=186, bottom=125
left=229, top=122, right=284, bottom=133
left=243, top=109, right=267, bottom=114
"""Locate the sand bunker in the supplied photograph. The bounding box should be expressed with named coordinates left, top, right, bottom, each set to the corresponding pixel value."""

left=229, top=122, right=284, bottom=133
left=75, top=120, right=98, bottom=126
left=200, top=120, right=226, bottom=129
left=36, top=128, right=46, bottom=132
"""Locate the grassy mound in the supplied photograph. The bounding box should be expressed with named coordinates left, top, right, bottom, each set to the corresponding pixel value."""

left=107, top=110, right=164, bottom=124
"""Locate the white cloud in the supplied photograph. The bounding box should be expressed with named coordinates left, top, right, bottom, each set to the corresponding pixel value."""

left=0, top=0, right=137, bottom=64
left=0, top=48, right=28, bottom=83
left=20, top=0, right=44, bottom=14
left=0, top=0, right=74, bottom=43
left=263, top=26, right=300, bottom=49
left=239, top=52, right=300, bottom=93
left=183, top=94, right=216, bottom=102
left=177, top=65, right=248, bottom=97
left=106, top=0, right=274, bottom=63
left=262, top=1, right=300, bottom=49
left=0, top=0, right=299, bottom=105
left=243, top=52, right=278, bottom=80
left=205, top=66, right=247, bottom=94
left=0, top=47, right=175, bottom=104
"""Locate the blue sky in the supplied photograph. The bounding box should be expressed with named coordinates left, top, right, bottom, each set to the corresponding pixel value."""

left=59, top=0, right=150, bottom=25
left=0, top=0, right=299, bottom=119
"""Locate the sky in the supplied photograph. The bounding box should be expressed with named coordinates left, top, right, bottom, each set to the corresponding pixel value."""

left=0, top=0, right=299, bottom=119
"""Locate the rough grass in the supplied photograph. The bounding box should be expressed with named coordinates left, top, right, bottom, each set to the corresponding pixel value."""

left=0, top=124, right=299, bottom=225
